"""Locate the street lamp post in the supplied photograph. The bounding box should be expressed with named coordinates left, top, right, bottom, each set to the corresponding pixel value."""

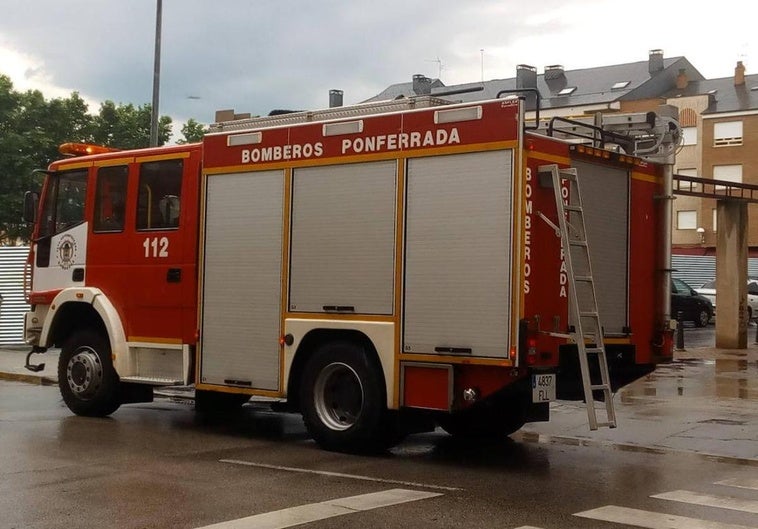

left=150, top=0, right=162, bottom=147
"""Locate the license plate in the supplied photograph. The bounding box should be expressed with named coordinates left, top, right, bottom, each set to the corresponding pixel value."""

left=532, top=374, right=556, bottom=402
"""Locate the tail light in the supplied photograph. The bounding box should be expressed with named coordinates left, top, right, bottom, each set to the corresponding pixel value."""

left=518, top=318, right=539, bottom=367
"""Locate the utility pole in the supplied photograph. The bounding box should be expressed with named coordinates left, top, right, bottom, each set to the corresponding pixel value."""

left=150, top=0, right=162, bottom=147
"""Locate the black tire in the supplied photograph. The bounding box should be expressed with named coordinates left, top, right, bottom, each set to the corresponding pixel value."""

left=299, top=340, right=391, bottom=453
left=195, top=390, right=249, bottom=413
left=695, top=308, right=711, bottom=327
left=58, top=330, right=120, bottom=417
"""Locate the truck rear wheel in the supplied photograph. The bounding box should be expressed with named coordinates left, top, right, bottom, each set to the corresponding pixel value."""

left=300, top=340, right=392, bottom=453
left=58, top=330, right=120, bottom=417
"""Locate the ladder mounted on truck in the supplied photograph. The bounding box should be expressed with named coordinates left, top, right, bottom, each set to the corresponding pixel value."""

left=537, top=164, right=617, bottom=430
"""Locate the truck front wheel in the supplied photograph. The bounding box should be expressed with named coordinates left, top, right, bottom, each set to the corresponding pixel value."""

left=300, top=341, right=391, bottom=453
left=58, top=330, right=120, bottom=417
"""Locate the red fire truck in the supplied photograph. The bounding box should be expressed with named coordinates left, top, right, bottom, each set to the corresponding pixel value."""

left=22, top=95, right=674, bottom=452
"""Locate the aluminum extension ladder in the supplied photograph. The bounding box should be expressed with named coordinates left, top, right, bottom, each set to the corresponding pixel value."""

left=537, top=164, right=617, bottom=430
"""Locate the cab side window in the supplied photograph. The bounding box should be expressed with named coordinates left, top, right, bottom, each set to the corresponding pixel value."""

left=93, top=165, right=128, bottom=232
left=136, top=160, right=183, bottom=230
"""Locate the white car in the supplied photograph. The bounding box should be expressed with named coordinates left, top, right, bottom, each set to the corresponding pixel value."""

left=695, top=278, right=758, bottom=320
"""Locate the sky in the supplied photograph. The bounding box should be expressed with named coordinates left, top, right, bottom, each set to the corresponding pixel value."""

left=1, top=0, right=756, bottom=138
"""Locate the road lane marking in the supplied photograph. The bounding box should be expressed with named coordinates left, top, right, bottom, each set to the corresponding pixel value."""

left=194, top=488, right=441, bottom=529
left=652, top=490, right=758, bottom=514
left=717, top=477, right=758, bottom=491
left=575, top=505, right=755, bottom=529
left=220, top=459, right=462, bottom=492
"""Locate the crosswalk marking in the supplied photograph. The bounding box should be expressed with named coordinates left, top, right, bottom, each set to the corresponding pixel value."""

left=653, top=489, right=758, bottom=514
left=575, top=505, right=755, bottom=529
left=194, top=488, right=441, bottom=529
left=717, top=478, right=758, bottom=491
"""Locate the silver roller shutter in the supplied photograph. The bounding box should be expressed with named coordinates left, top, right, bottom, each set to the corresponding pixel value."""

left=574, top=160, right=629, bottom=335
left=200, top=170, right=284, bottom=390
left=289, top=161, right=397, bottom=315
left=403, top=150, right=514, bottom=358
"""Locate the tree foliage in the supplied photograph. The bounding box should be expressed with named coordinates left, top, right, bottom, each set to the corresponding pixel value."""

left=177, top=118, right=207, bottom=144
left=0, top=74, right=201, bottom=244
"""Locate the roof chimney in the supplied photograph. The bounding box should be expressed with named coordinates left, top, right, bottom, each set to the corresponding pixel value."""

left=516, top=64, right=537, bottom=89
left=329, top=89, right=343, bottom=108
left=735, top=61, right=746, bottom=86
left=676, top=68, right=688, bottom=89
left=649, top=49, right=664, bottom=75
left=412, top=74, right=432, bottom=95
left=544, top=65, right=565, bottom=80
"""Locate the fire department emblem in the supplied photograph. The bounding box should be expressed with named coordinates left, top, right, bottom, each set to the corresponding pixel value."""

left=56, top=234, right=77, bottom=270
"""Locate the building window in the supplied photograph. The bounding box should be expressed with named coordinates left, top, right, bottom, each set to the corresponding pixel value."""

left=676, top=168, right=698, bottom=191
left=713, top=208, right=717, bottom=232
left=713, top=164, right=742, bottom=190
left=713, top=121, right=742, bottom=146
left=677, top=210, right=697, bottom=230
left=681, top=126, right=697, bottom=146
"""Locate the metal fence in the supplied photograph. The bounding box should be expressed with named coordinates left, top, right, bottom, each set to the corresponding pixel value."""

left=0, top=246, right=30, bottom=345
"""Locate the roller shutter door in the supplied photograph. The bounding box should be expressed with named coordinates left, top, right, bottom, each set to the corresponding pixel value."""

left=403, top=150, right=514, bottom=358
left=200, top=170, right=284, bottom=390
left=289, top=161, right=396, bottom=315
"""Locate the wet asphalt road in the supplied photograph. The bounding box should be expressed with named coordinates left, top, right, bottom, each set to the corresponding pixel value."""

left=1, top=379, right=756, bottom=529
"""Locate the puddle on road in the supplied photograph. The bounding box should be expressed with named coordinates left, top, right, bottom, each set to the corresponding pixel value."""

left=619, top=354, right=758, bottom=402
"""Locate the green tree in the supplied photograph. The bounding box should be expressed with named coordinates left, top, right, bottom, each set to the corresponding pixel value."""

left=91, top=101, right=172, bottom=149
left=0, top=77, right=93, bottom=244
left=177, top=118, right=207, bottom=144
left=0, top=76, right=178, bottom=244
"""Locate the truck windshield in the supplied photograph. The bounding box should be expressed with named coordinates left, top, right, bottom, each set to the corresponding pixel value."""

left=38, top=169, right=88, bottom=238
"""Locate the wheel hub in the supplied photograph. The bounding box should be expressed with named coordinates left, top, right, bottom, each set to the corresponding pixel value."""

left=313, top=362, right=364, bottom=431
left=66, top=347, right=103, bottom=399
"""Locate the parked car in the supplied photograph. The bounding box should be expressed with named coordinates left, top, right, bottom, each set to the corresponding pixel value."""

left=695, top=278, right=758, bottom=321
left=671, top=278, right=713, bottom=327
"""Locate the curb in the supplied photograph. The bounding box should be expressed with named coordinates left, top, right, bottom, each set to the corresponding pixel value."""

left=0, top=371, right=57, bottom=386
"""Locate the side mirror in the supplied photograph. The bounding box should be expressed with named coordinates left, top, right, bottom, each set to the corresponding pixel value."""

left=23, top=191, right=39, bottom=223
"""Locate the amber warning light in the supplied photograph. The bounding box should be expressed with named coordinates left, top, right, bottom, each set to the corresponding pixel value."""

left=58, top=143, right=120, bottom=157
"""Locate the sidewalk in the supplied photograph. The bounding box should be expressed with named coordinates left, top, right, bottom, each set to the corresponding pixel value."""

left=2, top=345, right=756, bottom=464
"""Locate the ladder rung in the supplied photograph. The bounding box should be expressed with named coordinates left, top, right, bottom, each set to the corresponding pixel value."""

left=590, top=384, right=611, bottom=391
left=559, top=171, right=577, bottom=181
left=564, top=205, right=583, bottom=212
left=584, top=347, right=604, bottom=354
left=595, top=422, right=617, bottom=429
left=575, top=275, right=593, bottom=282
left=569, top=240, right=588, bottom=247
left=580, top=311, right=599, bottom=318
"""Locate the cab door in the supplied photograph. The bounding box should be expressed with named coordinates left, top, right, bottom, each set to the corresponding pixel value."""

left=127, top=151, right=199, bottom=343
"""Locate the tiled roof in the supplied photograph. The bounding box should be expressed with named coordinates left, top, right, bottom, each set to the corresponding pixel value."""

left=365, top=56, right=705, bottom=110
left=663, top=73, right=758, bottom=114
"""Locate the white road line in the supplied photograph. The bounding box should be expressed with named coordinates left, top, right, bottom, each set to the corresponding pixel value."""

left=575, top=505, right=755, bottom=529
left=717, top=477, right=758, bottom=491
left=513, top=526, right=546, bottom=529
left=220, top=459, right=462, bottom=492
left=652, top=490, right=758, bottom=514
left=194, top=488, right=441, bottom=529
